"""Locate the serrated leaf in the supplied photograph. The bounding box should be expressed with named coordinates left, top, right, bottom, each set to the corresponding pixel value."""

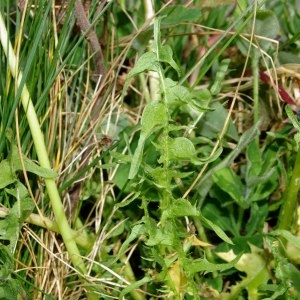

left=162, top=198, right=198, bottom=220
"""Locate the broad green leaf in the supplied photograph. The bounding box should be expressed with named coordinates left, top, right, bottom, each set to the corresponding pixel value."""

left=0, top=244, right=25, bottom=300
left=141, top=102, right=168, bottom=135
left=127, top=51, right=160, bottom=80
left=200, top=212, right=234, bottom=245
left=201, top=0, right=236, bottom=7
left=246, top=204, right=268, bottom=236
left=183, top=253, right=241, bottom=274
left=278, top=51, right=300, bottom=64
left=162, top=198, right=199, bottom=220
left=237, top=10, right=280, bottom=56
left=197, top=120, right=261, bottom=202
left=168, top=137, right=197, bottom=160
left=153, top=19, right=180, bottom=74
left=164, top=78, right=192, bottom=107
left=212, top=167, right=246, bottom=207
left=129, top=102, right=168, bottom=179
left=159, top=45, right=181, bottom=75
left=1, top=183, right=34, bottom=253
left=5, top=182, right=34, bottom=223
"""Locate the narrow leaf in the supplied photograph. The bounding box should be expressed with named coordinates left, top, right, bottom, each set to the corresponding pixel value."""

left=200, top=212, right=234, bottom=245
left=119, top=276, right=151, bottom=299
left=184, top=253, right=242, bottom=274
left=129, top=102, right=168, bottom=179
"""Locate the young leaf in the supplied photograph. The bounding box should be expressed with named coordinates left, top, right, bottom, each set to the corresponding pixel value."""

left=168, top=137, right=197, bottom=161
left=116, top=224, right=145, bottom=260
left=159, top=45, right=181, bottom=76
left=161, top=198, right=199, bottom=220
left=129, top=102, right=168, bottom=179
left=127, top=51, right=160, bottom=80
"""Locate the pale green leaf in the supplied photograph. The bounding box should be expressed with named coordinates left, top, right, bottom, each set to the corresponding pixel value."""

left=271, top=230, right=300, bottom=249
left=218, top=245, right=270, bottom=300
left=168, top=137, right=197, bottom=160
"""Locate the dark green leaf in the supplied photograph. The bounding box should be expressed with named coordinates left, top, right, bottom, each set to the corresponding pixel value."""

left=212, top=167, right=246, bottom=207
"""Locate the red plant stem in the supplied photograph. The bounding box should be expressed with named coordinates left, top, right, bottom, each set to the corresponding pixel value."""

left=259, top=71, right=296, bottom=106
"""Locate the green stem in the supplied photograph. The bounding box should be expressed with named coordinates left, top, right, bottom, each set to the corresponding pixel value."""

left=0, top=11, right=97, bottom=300
left=277, top=147, right=300, bottom=230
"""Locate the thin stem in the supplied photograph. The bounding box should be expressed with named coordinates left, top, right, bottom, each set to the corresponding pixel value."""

left=277, top=147, right=300, bottom=231
left=0, top=11, right=98, bottom=299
